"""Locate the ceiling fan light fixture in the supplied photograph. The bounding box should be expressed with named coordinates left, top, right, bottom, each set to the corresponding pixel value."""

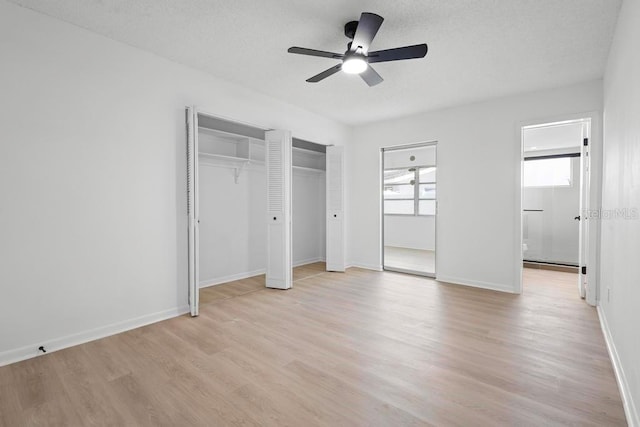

left=342, top=56, right=367, bottom=74
left=288, top=12, right=428, bottom=86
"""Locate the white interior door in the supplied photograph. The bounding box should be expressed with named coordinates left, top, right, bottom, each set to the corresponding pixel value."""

left=578, top=123, right=590, bottom=300
left=186, top=107, right=200, bottom=316
left=326, top=145, right=345, bottom=272
left=266, top=129, right=292, bottom=289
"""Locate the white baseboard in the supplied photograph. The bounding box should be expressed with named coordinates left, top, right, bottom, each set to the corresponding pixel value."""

left=384, top=245, right=435, bottom=252
left=199, top=258, right=326, bottom=288
left=200, top=269, right=266, bottom=288
left=435, top=275, right=518, bottom=294
left=342, top=266, right=515, bottom=293
left=346, top=262, right=383, bottom=272
left=598, top=305, right=639, bottom=427
left=0, top=305, right=190, bottom=368
left=293, top=257, right=325, bottom=268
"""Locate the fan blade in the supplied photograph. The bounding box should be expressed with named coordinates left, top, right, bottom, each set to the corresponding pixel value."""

left=351, top=12, right=384, bottom=53
left=360, top=65, right=383, bottom=87
left=306, top=64, right=342, bottom=83
left=288, top=47, right=343, bottom=59
left=367, top=44, right=428, bottom=63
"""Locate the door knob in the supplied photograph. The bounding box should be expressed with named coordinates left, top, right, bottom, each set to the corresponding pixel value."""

left=574, top=216, right=580, bottom=221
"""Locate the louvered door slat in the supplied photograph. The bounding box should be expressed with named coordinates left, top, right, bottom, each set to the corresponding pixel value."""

left=265, top=130, right=292, bottom=289
left=326, top=146, right=345, bottom=272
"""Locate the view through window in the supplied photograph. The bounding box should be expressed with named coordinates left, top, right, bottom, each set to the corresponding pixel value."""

left=523, top=157, right=572, bottom=187
left=384, top=166, right=437, bottom=215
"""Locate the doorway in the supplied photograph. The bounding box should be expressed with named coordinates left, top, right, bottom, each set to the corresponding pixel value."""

left=381, top=142, right=437, bottom=277
left=520, top=119, right=590, bottom=299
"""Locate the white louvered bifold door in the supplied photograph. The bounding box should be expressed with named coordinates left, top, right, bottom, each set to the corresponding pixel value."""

left=186, top=107, right=200, bottom=316
left=326, top=145, right=345, bottom=272
left=265, top=130, right=292, bottom=289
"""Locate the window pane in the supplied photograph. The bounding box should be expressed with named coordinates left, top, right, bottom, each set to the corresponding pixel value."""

left=384, top=184, right=414, bottom=200
left=419, top=167, right=436, bottom=183
left=384, top=169, right=414, bottom=185
left=385, top=200, right=415, bottom=215
left=419, top=200, right=436, bottom=215
left=524, top=158, right=572, bottom=187
left=419, top=184, right=436, bottom=199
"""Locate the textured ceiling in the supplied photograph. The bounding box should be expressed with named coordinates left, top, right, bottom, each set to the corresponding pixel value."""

left=9, top=0, right=621, bottom=125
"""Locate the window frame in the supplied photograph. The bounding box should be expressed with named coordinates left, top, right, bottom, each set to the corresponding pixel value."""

left=384, top=165, right=436, bottom=216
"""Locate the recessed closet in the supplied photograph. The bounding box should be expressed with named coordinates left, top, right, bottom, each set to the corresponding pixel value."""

left=185, top=108, right=344, bottom=315
left=292, top=138, right=327, bottom=269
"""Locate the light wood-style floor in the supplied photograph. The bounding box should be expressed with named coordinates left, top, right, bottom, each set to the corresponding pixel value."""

left=0, top=265, right=626, bottom=426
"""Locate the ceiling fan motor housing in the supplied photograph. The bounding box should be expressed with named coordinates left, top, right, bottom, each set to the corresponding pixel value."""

left=344, top=21, right=359, bottom=39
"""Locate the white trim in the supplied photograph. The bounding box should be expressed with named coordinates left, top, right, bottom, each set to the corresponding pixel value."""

left=293, top=257, right=326, bottom=268
left=384, top=244, right=436, bottom=252
left=346, top=262, right=383, bottom=271
left=436, top=275, right=518, bottom=294
left=187, top=106, right=200, bottom=316
left=199, top=258, right=327, bottom=288
left=0, top=305, right=190, bottom=368
left=384, top=266, right=435, bottom=279
left=199, top=269, right=267, bottom=288
left=597, top=306, right=639, bottom=427
left=194, top=107, right=270, bottom=133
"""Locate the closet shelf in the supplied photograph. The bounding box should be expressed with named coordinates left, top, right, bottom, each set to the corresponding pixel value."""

left=198, top=126, right=263, bottom=145
left=199, top=152, right=265, bottom=184
left=292, top=165, right=325, bottom=173
left=292, top=146, right=325, bottom=157
left=198, top=152, right=264, bottom=164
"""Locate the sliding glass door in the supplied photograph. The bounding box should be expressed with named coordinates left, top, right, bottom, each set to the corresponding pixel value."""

left=382, top=143, right=437, bottom=277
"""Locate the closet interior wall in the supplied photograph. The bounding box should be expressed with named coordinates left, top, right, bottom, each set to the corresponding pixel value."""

left=292, top=140, right=327, bottom=268
left=197, top=120, right=326, bottom=287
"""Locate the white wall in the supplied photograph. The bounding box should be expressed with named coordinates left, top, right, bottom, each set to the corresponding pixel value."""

left=0, top=1, right=349, bottom=365
left=293, top=171, right=326, bottom=266
left=198, top=163, right=325, bottom=286
left=347, top=80, right=603, bottom=291
left=198, top=164, right=267, bottom=285
left=523, top=156, right=580, bottom=265
left=384, top=216, right=435, bottom=251
left=600, top=0, right=640, bottom=424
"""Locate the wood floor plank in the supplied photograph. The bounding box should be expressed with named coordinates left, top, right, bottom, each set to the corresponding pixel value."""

left=0, top=264, right=627, bottom=426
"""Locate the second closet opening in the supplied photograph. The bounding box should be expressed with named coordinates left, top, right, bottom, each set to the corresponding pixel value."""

left=292, top=139, right=327, bottom=279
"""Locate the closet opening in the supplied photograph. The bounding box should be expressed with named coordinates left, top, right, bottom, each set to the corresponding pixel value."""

left=186, top=107, right=345, bottom=316
left=292, top=138, right=328, bottom=281
left=186, top=109, right=267, bottom=315
left=381, top=142, right=437, bottom=277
